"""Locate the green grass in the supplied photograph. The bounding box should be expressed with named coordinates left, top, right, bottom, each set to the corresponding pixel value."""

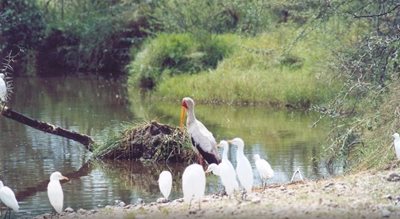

left=346, top=82, right=400, bottom=171
left=152, top=24, right=346, bottom=107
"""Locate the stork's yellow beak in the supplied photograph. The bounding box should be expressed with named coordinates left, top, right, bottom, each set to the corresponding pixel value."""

left=179, top=106, right=187, bottom=130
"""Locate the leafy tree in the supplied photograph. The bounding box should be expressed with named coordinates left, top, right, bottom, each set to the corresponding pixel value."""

left=0, top=0, right=46, bottom=53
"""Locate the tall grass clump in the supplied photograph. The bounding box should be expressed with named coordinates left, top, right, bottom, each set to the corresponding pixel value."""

left=154, top=23, right=348, bottom=107
left=128, top=33, right=233, bottom=89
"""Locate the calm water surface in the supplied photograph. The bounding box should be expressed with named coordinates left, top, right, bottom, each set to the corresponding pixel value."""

left=0, top=76, right=338, bottom=218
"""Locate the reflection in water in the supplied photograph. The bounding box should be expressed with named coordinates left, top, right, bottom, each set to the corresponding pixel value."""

left=0, top=76, right=339, bottom=218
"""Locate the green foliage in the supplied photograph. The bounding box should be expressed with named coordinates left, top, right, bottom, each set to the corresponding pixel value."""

left=0, top=0, right=46, bottom=52
left=128, top=33, right=233, bottom=89
left=315, top=0, right=400, bottom=171
left=150, top=0, right=274, bottom=35
left=34, top=0, right=153, bottom=75
left=152, top=24, right=343, bottom=107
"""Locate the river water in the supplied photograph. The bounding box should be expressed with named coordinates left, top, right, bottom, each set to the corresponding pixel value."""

left=0, top=76, right=337, bottom=218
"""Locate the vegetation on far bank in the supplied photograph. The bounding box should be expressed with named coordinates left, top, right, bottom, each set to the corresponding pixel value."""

left=2, top=0, right=400, bottom=172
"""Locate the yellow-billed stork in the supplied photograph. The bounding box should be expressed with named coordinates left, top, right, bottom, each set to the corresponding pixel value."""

left=180, top=97, right=221, bottom=165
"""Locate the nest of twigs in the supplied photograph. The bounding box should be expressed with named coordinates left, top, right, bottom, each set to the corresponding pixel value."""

left=93, top=121, right=197, bottom=163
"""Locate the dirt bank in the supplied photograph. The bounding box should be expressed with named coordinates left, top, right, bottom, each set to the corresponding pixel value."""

left=35, top=166, right=400, bottom=219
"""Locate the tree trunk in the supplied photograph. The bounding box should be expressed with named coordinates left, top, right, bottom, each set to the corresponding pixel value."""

left=1, top=106, right=94, bottom=151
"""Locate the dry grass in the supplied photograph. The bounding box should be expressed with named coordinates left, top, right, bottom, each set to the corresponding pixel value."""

left=93, top=121, right=197, bottom=163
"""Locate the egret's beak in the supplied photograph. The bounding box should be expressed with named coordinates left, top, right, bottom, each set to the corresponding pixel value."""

left=179, top=106, right=187, bottom=130
left=62, top=176, right=69, bottom=181
left=216, top=143, right=222, bottom=148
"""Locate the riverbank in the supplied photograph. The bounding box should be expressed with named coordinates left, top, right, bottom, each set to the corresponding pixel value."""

left=35, top=163, right=400, bottom=219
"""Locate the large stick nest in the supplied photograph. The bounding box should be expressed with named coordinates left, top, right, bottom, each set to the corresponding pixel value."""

left=93, top=121, right=197, bottom=163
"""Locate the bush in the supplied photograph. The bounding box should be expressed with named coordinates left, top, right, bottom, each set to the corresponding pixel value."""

left=128, top=33, right=233, bottom=89
left=0, top=0, right=46, bottom=52
left=150, top=0, right=274, bottom=35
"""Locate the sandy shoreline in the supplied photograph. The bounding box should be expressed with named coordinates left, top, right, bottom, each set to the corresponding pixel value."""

left=34, top=167, right=400, bottom=219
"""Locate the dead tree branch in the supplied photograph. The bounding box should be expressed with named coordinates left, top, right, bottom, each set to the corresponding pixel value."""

left=351, top=4, right=400, bottom=18
left=1, top=106, right=94, bottom=151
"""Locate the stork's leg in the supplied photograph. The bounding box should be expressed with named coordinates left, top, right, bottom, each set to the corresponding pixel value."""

left=3, top=209, right=10, bottom=219
left=197, top=154, right=205, bottom=167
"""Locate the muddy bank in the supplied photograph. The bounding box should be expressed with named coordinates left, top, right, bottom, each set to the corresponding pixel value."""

left=34, top=166, right=400, bottom=219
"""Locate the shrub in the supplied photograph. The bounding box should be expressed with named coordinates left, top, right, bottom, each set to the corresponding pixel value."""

left=128, top=33, right=233, bottom=89
left=0, top=0, right=46, bottom=52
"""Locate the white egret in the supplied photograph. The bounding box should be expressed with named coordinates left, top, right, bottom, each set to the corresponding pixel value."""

left=290, top=168, right=304, bottom=182
left=0, top=180, right=19, bottom=217
left=229, top=138, right=253, bottom=195
left=0, top=73, right=6, bottom=104
left=182, top=164, right=206, bottom=210
left=158, top=170, right=172, bottom=200
left=206, top=140, right=239, bottom=196
left=253, top=154, right=274, bottom=188
left=180, top=97, right=221, bottom=165
left=47, top=171, right=69, bottom=214
left=0, top=72, right=13, bottom=107
left=393, top=133, right=400, bottom=160
left=206, top=162, right=239, bottom=197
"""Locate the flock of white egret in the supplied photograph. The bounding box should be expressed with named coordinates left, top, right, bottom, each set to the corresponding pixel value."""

left=1, top=81, right=398, bottom=216
left=0, top=71, right=71, bottom=216
left=0, top=171, right=68, bottom=217
left=157, top=97, right=276, bottom=209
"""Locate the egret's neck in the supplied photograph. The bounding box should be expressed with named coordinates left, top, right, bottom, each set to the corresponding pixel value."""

left=186, top=107, right=196, bottom=124
left=222, top=144, right=229, bottom=160
left=237, top=146, right=245, bottom=157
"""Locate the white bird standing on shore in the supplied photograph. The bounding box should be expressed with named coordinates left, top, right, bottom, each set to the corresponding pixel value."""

left=47, top=171, right=69, bottom=214
left=180, top=97, right=221, bottom=165
left=182, top=164, right=206, bottom=210
left=393, top=133, right=400, bottom=160
left=229, top=138, right=253, bottom=195
left=205, top=140, right=239, bottom=196
left=0, top=180, right=19, bottom=217
left=253, top=154, right=274, bottom=188
left=158, top=171, right=172, bottom=200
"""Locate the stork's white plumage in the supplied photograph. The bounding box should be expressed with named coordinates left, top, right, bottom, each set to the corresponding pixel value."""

left=229, top=138, right=253, bottom=194
left=206, top=140, right=239, bottom=196
left=182, top=164, right=206, bottom=210
left=180, top=97, right=220, bottom=164
left=0, top=180, right=19, bottom=213
left=47, top=171, right=69, bottom=214
left=158, top=170, right=172, bottom=200
left=393, top=133, right=400, bottom=160
left=254, top=154, right=274, bottom=187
